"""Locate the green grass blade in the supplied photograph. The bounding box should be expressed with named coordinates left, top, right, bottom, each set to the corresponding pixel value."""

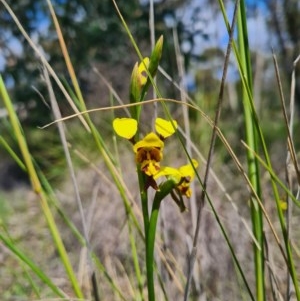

left=128, top=216, right=145, bottom=301
left=237, top=2, right=265, bottom=299
left=0, top=231, right=64, bottom=297
left=37, top=168, right=131, bottom=301
left=0, top=136, right=26, bottom=170
left=0, top=76, right=84, bottom=299
left=219, top=2, right=300, bottom=299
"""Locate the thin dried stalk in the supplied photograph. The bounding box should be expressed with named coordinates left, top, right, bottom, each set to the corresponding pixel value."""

left=184, top=0, right=240, bottom=300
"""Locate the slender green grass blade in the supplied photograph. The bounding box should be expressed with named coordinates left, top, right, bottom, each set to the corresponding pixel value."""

left=0, top=232, right=64, bottom=297
left=0, top=75, right=84, bottom=299
left=237, top=2, right=265, bottom=299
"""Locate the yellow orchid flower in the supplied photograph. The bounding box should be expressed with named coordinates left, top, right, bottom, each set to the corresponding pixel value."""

left=154, top=159, right=198, bottom=198
left=177, top=159, right=198, bottom=196
left=138, top=57, right=150, bottom=86
left=153, top=166, right=181, bottom=182
left=113, top=118, right=138, bottom=140
left=134, top=132, right=164, bottom=176
left=113, top=117, right=177, bottom=179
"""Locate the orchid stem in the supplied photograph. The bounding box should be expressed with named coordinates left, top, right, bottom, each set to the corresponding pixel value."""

left=147, top=180, right=176, bottom=301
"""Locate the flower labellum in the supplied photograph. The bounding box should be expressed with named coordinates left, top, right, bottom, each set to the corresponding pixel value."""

left=134, top=132, right=164, bottom=177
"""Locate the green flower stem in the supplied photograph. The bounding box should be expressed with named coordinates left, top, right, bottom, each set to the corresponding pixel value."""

left=138, top=170, right=150, bottom=236
left=147, top=180, right=176, bottom=301
left=137, top=168, right=150, bottom=301
left=146, top=203, right=158, bottom=301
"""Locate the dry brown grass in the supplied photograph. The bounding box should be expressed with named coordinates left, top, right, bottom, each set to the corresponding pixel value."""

left=2, top=134, right=298, bottom=301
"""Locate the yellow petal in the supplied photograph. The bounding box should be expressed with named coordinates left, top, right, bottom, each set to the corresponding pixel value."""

left=133, top=132, right=164, bottom=153
left=113, top=118, right=137, bottom=139
left=153, top=166, right=181, bottom=182
left=138, top=57, right=150, bottom=86
left=178, top=159, right=198, bottom=179
left=155, top=118, right=177, bottom=138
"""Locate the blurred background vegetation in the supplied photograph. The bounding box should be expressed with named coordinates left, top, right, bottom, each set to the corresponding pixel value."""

left=1, top=0, right=300, bottom=189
